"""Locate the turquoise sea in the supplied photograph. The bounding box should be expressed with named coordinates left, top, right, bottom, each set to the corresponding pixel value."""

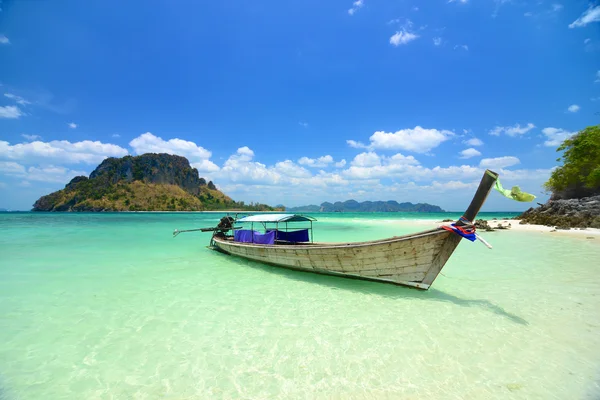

left=1, top=212, right=599, bottom=399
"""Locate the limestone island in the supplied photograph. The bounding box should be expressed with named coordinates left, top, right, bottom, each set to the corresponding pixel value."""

left=32, top=153, right=282, bottom=212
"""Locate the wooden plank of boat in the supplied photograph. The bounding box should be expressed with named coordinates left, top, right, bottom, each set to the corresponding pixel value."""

left=209, top=169, right=499, bottom=290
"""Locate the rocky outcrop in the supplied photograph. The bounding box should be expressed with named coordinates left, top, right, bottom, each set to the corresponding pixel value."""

left=474, top=219, right=494, bottom=231
left=518, top=196, right=600, bottom=229
left=65, top=175, right=88, bottom=190
left=89, top=154, right=207, bottom=195
left=550, top=185, right=600, bottom=201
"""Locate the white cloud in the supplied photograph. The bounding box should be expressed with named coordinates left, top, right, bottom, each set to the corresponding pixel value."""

left=591, top=96, right=600, bottom=102
left=413, top=6, right=419, bottom=11
left=429, top=180, right=476, bottom=191
left=551, top=4, right=563, bottom=12
left=584, top=38, right=591, bottom=44
left=176, top=156, right=554, bottom=209
left=218, top=169, right=352, bottom=205
left=390, top=31, right=418, bottom=46
left=459, top=148, right=482, bottom=159
left=433, top=37, right=442, bottom=46
left=348, top=0, right=363, bottom=15
left=68, top=122, right=78, bottom=129
left=298, top=155, right=334, bottom=168
left=464, top=137, right=483, bottom=146
left=342, top=152, right=421, bottom=180
left=4, top=93, right=31, bottom=106
left=346, top=139, right=368, bottom=149
left=567, top=104, right=580, bottom=113
left=0, top=161, right=26, bottom=175
left=298, top=121, right=308, bottom=128
left=235, top=146, right=254, bottom=161
left=454, top=44, right=469, bottom=51
left=595, top=70, right=600, bottom=83
left=542, top=127, right=576, bottom=147
left=351, top=152, right=381, bottom=167
left=569, top=5, right=600, bottom=28
left=448, top=0, right=468, bottom=3
left=21, top=134, right=42, bottom=141
left=217, top=147, right=282, bottom=185
left=388, top=153, right=419, bottom=165
left=191, top=160, right=220, bottom=172
left=112, top=133, right=120, bottom=138
left=343, top=165, right=406, bottom=180
left=343, top=160, right=479, bottom=182
left=499, top=168, right=553, bottom=182
left=0, top=105, right=23, bottom=119
left=335, top=159, right=347, bottom=168
left=273, top=160, right=312, bottom=178
left=0, top=160, right=86, bottom=183
left=0, top=139, right=128, bottom=165
left=217, top=149, right=431, bottom=196
left=26, top=165, right=88, bottom=183
left=0, top=34, right=9, bottom=45
left=129, top=132, right=218, bottom=172
left=489, top=123, right=535, bottom=136
left=297, top=171, right=350, bottom=188
left=363, top=126, right=453, bottom=153
left=524, top=12, right=533, bottom=17
left=479, top=156, right=520, bottom=169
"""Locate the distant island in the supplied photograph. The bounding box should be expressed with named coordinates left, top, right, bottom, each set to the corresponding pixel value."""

left=286, top=200, right=444, bottom=213
left=32, top=153, right=282, bottom=212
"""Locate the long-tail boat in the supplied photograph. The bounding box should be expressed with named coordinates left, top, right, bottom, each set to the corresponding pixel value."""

left=177, top=170, right=499, bottom=290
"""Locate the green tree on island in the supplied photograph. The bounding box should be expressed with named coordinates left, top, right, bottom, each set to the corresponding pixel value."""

left=519, top=124, right=600, bottom=228
left=544, top=124, right=600, bottom=200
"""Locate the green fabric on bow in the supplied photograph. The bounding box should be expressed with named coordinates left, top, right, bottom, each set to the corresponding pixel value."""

left=494, top=178, right=536, bottom=202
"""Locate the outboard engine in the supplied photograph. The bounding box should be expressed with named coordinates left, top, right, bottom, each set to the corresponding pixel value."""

left=212, top=216, right=235, bottom=239
left=217, top=216, right=235, bottom=231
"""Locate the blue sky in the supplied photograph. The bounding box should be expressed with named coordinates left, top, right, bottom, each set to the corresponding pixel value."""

left=1, top=0, right=599, bottom=211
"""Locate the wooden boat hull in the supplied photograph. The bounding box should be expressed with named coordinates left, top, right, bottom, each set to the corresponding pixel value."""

left=208, top=169, right=499, bottom=290
left=211, top=228, right=462, bottom=290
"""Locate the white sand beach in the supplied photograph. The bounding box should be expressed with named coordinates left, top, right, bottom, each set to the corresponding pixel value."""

left=488, top=219, right=600, bottom=237
left=394, top=218, right=600, bottom=238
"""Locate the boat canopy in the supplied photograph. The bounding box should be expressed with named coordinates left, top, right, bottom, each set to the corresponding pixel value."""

left=236, top=214, right=316, bottom=223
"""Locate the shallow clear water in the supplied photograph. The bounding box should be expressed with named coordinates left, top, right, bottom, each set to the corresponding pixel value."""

left=0, top=212, right=599, bottom=399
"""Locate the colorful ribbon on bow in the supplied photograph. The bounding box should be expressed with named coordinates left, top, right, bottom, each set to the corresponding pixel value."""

left=440, top=216, right=477, bottom=242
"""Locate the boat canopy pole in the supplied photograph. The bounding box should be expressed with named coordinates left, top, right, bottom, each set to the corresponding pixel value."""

left=173, top=227, right=206, bottom=237
left=458, top=169, right=499, bottom=225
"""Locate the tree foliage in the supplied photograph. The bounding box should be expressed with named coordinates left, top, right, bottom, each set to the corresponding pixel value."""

left=544, top=125, right=600, bottom=198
